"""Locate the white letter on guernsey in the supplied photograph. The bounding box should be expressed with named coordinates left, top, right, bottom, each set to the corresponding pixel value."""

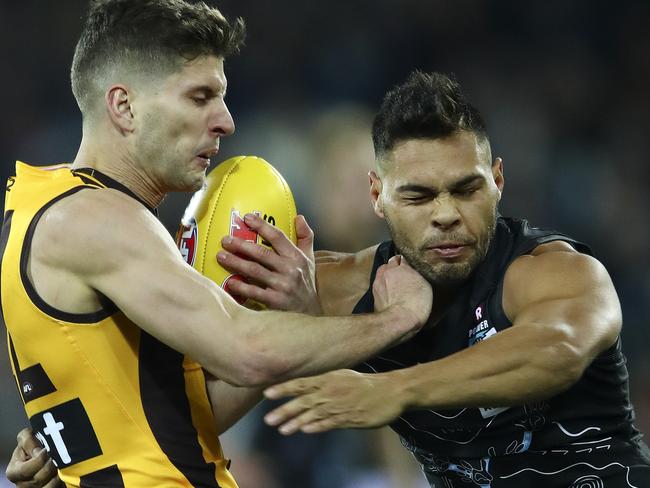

left=42, top=412, right=72, bottom=465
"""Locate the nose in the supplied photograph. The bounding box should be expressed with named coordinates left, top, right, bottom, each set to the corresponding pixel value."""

left=431, top=193, right=461, bottom=230
left=209, top=98, right=235, bottom=137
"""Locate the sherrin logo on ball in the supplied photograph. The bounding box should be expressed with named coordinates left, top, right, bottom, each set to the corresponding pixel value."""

left=175, top=155, right=297, bottom=309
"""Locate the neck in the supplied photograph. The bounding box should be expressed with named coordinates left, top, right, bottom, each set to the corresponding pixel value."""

left=72, top=136, right=165, bottom=209
left=430, top=285, right=460, bottom=308
left=420, top=283, right=463, bottom=330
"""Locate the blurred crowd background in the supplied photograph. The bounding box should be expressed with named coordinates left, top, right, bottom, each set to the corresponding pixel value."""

left=1, top=1, right=648, bottom=486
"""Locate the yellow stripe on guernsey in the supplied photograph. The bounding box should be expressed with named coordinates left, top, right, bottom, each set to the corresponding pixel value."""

left=1, top=162, right=237, bottom=488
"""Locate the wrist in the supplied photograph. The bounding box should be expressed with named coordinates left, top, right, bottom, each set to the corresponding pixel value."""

left=380, top=304, right=424, bottom=339
left=381, top=369, right=414, bottom=412
left=392, top=365, right=428, bottom=410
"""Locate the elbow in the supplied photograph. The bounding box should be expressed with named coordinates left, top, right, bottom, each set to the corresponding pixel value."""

left=545, top=316, right=623, bottom=394
left=210, top=336, right=294, bottom=388
left=229, top=353, right=290, bottom=388
left=540, top=339, right=587, bottom=394
left=200, top=307, right=302, bottom=387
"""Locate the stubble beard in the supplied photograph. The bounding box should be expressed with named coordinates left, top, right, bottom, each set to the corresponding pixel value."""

left=385, top=205, right=498, bottom=289
left=164, top=158, right=207, bottom=193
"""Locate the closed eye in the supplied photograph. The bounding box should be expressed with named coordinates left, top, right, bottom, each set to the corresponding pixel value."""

left=453, top=187, right=480, bottom=197
left=402, top=194, right=433, bottom=204
left=191, top=96, right=209, bottom=106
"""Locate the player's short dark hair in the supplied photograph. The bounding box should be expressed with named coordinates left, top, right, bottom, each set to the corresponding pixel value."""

left=372, top=71, right=489, bottom=159
left=71, top=0, right=246, bottom=115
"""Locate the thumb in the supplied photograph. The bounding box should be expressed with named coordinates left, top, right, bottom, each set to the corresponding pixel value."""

left=295, top=215, right=314, bottom=259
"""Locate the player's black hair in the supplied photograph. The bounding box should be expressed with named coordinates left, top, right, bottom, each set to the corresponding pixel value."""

left=372, top=71, right=489, bottom=159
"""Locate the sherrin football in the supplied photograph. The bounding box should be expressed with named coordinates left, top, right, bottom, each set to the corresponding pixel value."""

left=176, top=156, right=297, bottom=308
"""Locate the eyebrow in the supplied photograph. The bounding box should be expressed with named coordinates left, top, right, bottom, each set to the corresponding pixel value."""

left=396, top=174, right=485, bottom=193
left=187, top=84, right=227, bottom=97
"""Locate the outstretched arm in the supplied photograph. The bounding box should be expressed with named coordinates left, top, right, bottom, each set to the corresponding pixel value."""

left=262, top=244, right=622, bottom=434
left=36, top=190, right=432, bottom=387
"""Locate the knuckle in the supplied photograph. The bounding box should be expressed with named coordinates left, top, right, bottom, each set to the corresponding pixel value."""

left=244, top=261, right=261, bottom=277
left=265, top=225, right=281, bottom=240
left=17, top=428, right=30, bottom=443
left=5, top=469, right=16, bottom=482
left=257, top=245, right=273, bottom=259
left=276, top=281, right=292, bottom=294
left=247, top=286, right=263, bottom=300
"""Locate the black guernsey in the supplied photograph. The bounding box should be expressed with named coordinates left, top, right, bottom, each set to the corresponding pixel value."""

left=353, top=217, right=650, bottom=487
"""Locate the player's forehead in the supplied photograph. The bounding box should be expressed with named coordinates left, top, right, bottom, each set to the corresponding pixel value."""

left=383, top=133, right=490, bottom=188
left=161, top=55, right=227, bottom=94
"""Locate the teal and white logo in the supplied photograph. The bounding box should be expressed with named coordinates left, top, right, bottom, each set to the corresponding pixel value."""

left=468, top=318, right=497, bottom=346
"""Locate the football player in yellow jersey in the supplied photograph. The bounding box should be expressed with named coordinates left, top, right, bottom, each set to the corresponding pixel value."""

left=2, top=1, right=433, bottom=486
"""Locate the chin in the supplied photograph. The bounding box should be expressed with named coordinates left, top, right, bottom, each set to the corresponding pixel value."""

left=414, top=258, right=477, bottom=288
left=430, top=266, right=474, bottom=287
left=188, top=176, right=206, bottom=192
left=176, top=173, right=206, bottom=193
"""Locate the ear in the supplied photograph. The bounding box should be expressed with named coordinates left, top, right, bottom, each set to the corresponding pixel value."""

left=105, top=84, right=135, bottom=133
left=492, top=157, right=504, bottom=199
left=368, top=170, right=385, bottom=219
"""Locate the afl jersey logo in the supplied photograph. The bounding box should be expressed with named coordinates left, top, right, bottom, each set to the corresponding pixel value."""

left=176, top=218, right=198, bottom=266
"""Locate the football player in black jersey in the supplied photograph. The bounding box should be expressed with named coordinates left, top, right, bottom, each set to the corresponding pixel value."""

left=223, top=72, right=650, bottom=487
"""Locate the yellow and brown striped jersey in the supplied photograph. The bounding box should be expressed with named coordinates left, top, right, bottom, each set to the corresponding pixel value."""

left=1, top=161, right=237, bottom=488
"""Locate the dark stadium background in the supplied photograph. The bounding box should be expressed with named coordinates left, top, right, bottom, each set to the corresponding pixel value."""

left=1, top=1, right=648, bottom=486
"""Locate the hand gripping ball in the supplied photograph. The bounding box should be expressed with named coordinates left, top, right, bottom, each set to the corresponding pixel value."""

left=176, top=156, right=297, bottom=309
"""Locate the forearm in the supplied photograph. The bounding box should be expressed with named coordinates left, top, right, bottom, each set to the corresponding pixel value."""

left=234, top=306, right=417, bottom=386
left=205, top=376, right=263, bottom=435
left=394, top=324, right=586, bottom=410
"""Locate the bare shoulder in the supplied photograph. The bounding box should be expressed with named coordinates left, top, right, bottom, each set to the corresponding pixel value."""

left=503, top=240, right=618, bottom=319
left=315, top=245, right=379, bottom=315
left=33, top=188, right=177, bottom=276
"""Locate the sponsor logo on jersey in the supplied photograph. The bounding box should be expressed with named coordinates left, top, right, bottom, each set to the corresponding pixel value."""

left=30, top=398, right=102, bottom=468
left=469, top=303, right=510, bottom=418
left=468, top=320, right=497, bottom=346
left=468, top=302, right=497, bottom=346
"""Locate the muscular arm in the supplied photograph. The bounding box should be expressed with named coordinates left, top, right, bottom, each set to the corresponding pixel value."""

left=396, top=243, right=621, bottom=409
left=34, top=190, right=431, bottom=387
left=263, top=243, right=623, bottom=433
